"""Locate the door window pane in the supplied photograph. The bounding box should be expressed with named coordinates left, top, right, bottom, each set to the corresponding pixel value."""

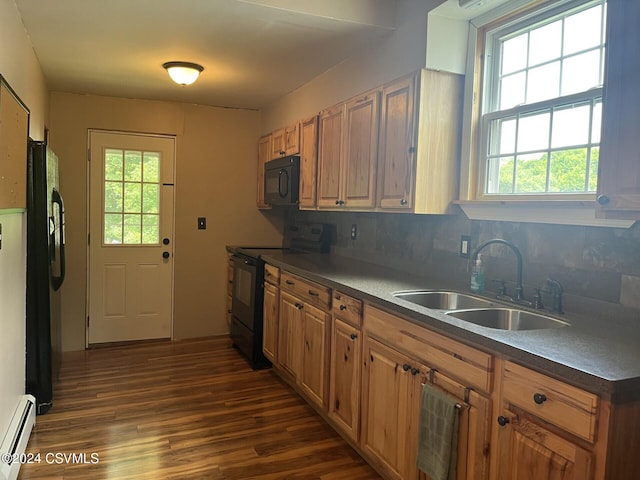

left=105, top=150, right=123, bottom=181
left=103, top=148, right=161, bottom=245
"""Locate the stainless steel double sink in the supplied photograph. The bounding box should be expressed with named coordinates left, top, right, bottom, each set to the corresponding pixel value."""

left=392, top=290, right=569, bottom=331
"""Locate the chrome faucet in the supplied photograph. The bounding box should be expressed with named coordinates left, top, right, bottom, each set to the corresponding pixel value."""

left=471, top=238, right=525, bottom=302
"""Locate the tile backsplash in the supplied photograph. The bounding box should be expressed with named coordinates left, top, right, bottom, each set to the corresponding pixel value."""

left=287, top=208, right=640, bottom=323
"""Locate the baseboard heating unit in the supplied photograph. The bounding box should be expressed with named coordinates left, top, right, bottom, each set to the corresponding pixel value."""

left=0, top=395, right=36, bottom=480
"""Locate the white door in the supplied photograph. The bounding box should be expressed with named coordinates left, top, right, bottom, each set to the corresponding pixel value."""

left=88, top=131, right=175, bottom=344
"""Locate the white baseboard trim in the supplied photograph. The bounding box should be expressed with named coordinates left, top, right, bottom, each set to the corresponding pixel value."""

left=0, top=395, right=36, bottom=480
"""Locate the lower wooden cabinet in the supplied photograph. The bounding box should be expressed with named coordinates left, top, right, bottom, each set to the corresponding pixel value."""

left=225, top=254, right=234, bottom=328
left=278, top=291, right=304, bottom=379
left=277, top=289, right=330, bottom=410
left=262, top=281, right=279, bottom=363
left=361, top=335, right=415, bottom=480
left=265, top=271, right=640, bottom=480
left=299, top=302, right=330, bottom=408
left=361, top=317, right=492, bottom=480
left=328, top=318, right=362, bottom=443
left=494, top=409, right=593, bottom=480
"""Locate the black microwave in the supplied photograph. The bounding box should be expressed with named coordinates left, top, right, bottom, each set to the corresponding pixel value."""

left=264, top=155, right=300, bottom=206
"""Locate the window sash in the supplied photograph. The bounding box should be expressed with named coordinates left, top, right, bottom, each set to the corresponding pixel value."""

left=478, top=0, right=606, bottom=199
left=479, top=88, right=602, bottom=197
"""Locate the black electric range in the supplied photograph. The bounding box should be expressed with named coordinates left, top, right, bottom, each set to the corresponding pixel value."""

left=228, top=223, right=333, bottom=369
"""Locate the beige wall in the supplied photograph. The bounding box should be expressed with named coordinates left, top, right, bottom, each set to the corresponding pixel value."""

left=49, top=93, right=284, bottom=351
left=260, top=0, right=443, bottom=133
left=0, top=0, right=49, bottom=444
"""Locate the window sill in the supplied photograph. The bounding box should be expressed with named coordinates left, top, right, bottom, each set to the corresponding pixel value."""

left=455, top=200, right=635, bottom=228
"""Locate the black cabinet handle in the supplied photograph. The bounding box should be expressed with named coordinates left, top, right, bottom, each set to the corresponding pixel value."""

left=596, top=194, right=610, bottom=205
left=533, top=393, right=547, bottom=405
left=285, top=280, right=295, bottom=285
left=497, top=416, right=510, bottom=426
left=308, top=290, right=319, bottom=297
left=339, top=304, right=347, bottom=311
left=400, top=199, right=408, bottom=206
left=350, top=333, right=357, bottom=340
left=411, top=368, right=419, bottom=376
left=402, top=364, right=411, bottom=371
left=294, top=302, right=303, bottom=310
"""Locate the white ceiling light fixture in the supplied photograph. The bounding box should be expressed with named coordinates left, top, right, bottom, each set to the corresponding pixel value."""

left=162, top=61, right=204, bottom=85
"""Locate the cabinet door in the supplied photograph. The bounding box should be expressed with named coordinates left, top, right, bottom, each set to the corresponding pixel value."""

left=317, top=104, right=345, bottom=208
left=257, top=134, right=272, bottom=209
left=377, top=74, right=416, bottom=210
left=412, top=369, right=492, bottom=480
left=494, top=409, right=593, bottom=480
left=299, top=115, right=318, bottom=209
left=263, top=281, right=279, bottom=363
left=226, top=255, right=234, bottom=328
left=271, top=128, right=286, bottom=158
left=361, top=336, right=414, bottom=480
left=300, top=302, right=330, bottom=409
left=343, top=90, right=380, bottom=208
left=284, top=122, right=300, bottom=155
left=329, top=318, right=361, bottom=442
left=0, top=79, right=29, bottom=209
left=278, top=291, right=303, bottom=380
left=596, top=0, right=640, bottom=219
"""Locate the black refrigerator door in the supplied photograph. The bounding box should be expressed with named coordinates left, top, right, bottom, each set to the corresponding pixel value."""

left=26, top=140, right=54, bottom=414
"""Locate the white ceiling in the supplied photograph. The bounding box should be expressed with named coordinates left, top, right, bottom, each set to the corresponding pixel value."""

left=14, top=0, right=398, bottom=110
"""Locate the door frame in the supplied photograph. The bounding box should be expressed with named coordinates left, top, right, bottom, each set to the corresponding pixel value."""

left=85, top=129, right=177, bottom=348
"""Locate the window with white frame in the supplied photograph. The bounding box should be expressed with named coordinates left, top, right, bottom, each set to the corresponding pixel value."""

left=479, top=0, right=606, bottom=197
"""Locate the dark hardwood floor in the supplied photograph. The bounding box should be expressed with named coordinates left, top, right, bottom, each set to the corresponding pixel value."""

left=19, top=337, right=380, bottom=479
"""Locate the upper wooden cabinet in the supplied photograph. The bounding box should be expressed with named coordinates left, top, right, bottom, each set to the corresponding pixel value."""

left=0, top=76, right=29, bottom=210
left=317, top=103, right=345, bottom=208
left=318, top=89, right=380, bottom=209
left=378, top=69, right=463, bottom=213
left=256, top=134, right=272, bottom=209
left=377, top=74, right=416, bottom=210
left=271, top=122, right=300, bottom=158
left=596, top=0, right=640, bottom=219
left=298, top=115, right=318, bottom=209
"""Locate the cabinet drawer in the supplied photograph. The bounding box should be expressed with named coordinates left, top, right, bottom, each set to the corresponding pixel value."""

left=264, top=263, right=280, bottom=285
left=502, top=361, right=599, bottom=443
left=281, top=272, right=331, bottom=309
left=332, top=291, right=362, bottom=326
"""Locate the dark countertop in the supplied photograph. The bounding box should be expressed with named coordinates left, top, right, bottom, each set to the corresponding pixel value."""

left=258, top=250, right=640, bottom=401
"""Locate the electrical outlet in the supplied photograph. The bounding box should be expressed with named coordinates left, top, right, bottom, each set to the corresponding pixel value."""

left=197, top=217, right=206, bottom=230
left=350, top=224, right=357, bottom=240
left=460, top=235, right=471, bottom=258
